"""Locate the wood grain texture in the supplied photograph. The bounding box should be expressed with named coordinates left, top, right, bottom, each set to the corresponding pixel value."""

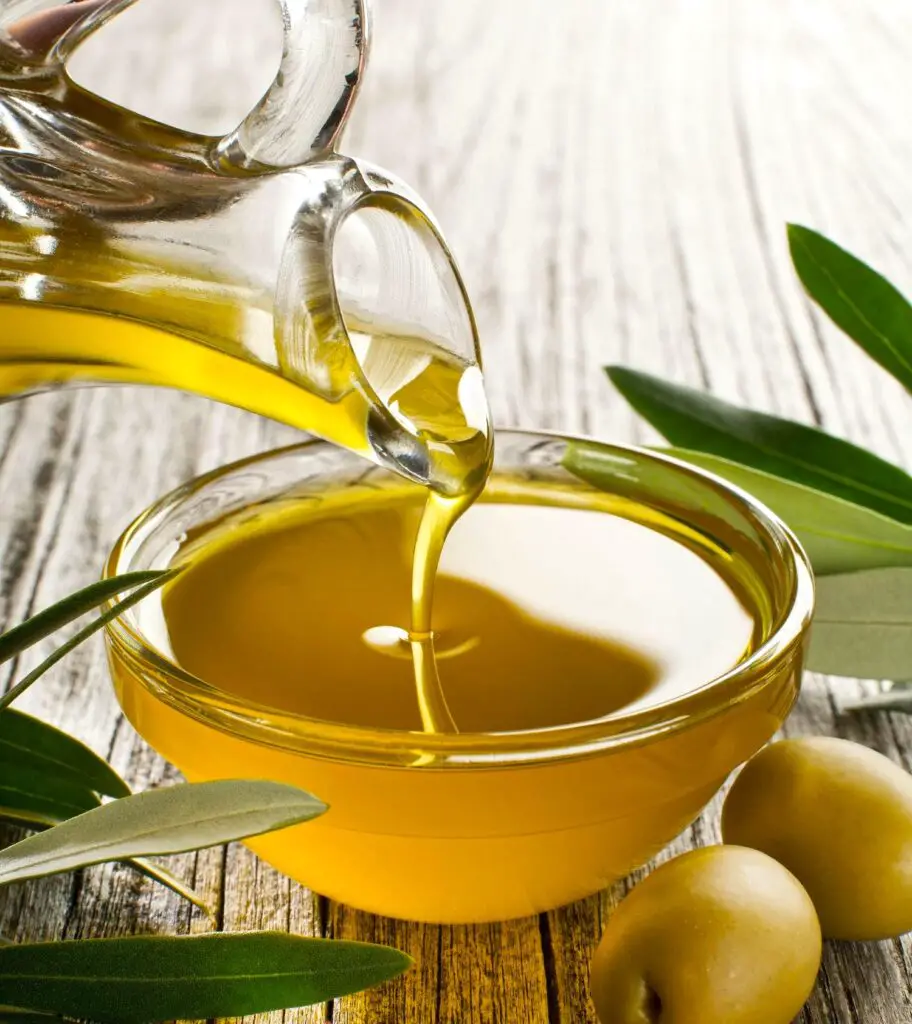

left=2, top=0, right=911, bottom=1021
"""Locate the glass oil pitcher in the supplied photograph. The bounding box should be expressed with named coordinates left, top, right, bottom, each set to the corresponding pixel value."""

left=0, top=0, right=491, bottom=496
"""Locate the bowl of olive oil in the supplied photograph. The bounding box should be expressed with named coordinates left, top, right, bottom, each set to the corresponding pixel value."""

left=104, top=430, right=813, bottom=923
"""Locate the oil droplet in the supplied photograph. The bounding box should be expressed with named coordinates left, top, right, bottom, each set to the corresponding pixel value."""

left=361, top=624, right=410, bottom=656
left=361, top=624, right=480, bottom=660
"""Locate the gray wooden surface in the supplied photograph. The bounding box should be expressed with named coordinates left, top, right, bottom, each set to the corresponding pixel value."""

left=2, top=0, right=912, bottom=1021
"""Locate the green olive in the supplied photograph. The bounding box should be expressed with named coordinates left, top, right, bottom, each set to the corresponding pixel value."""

left=589, top=846, right=821, bottom=1024
left=722, top=735, right=912, bottom=941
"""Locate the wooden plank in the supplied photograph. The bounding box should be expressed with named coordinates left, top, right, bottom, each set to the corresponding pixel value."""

left=1, top=0, right=910, bottom=1021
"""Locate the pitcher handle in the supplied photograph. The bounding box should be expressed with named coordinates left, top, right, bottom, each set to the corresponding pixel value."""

left=274, top=155, right=486, bottom=490
left=3, top=0, right=369, bottom=171
left=214, top=0, right=371, bottom=172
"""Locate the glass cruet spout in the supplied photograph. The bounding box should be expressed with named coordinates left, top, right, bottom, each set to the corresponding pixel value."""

left=0, top=0, right=492, bottom=496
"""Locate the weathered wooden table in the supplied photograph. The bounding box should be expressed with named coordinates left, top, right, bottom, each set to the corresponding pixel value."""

left=2, top=0, right=911, bottom=1020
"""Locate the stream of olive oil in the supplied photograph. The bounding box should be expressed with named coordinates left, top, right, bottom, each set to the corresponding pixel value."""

left=0, top=302, right=490, bottom=731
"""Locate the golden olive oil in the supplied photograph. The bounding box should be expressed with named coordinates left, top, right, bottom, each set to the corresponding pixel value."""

left=109, top=475, right=791, bottom=922
left=160, top=490, right=757, bottom=733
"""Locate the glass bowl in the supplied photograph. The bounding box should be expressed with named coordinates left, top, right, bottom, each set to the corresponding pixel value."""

left=103, top=430, right=814, bottom=923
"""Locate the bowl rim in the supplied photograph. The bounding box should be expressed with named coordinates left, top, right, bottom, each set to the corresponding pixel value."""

left=103, top=428, right=814, bottom=768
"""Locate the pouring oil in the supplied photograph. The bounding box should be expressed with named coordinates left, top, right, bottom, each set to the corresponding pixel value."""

left=0, top=301, right=491, bottom=731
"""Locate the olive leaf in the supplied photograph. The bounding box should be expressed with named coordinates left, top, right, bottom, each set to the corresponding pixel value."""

left=0, top=570, right=178, bottom=711
left=0, top=572, right=165, bottom=667
left=0, top=932, right=412, bottom=1023
left=0, top=779, right=326, bottom=886
left=0, top=792, right=214, bottom=922
left=0, top=762, right=100, bottom=829
left=563, top=442, right=912, bottom=577
left=0, top=711, right=211, bottom=917
left=657, top=449, right=912, bottom=576
left=0, top=709, right=129, bottom=799
left=807, top=567, right=912, bottom=680
left=564, top=442, right=912, bottom=682
left=605, top=366, right=912, bottom=524
left=788, top=224, right=912, bottom=394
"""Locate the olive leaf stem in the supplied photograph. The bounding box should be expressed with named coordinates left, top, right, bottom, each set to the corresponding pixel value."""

left=0, top=802, right=215, bottom=917
left=126, top=858, right=216, bottom=923
left=0, top=1010, right=70, bottom=1024
left=0, top=780, right=326, bottom=886
left=843, top=691, right=912, bottom=715
left=0, top=570, right=179, bottom=712
left=0, top=804, right=215, bottom=916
